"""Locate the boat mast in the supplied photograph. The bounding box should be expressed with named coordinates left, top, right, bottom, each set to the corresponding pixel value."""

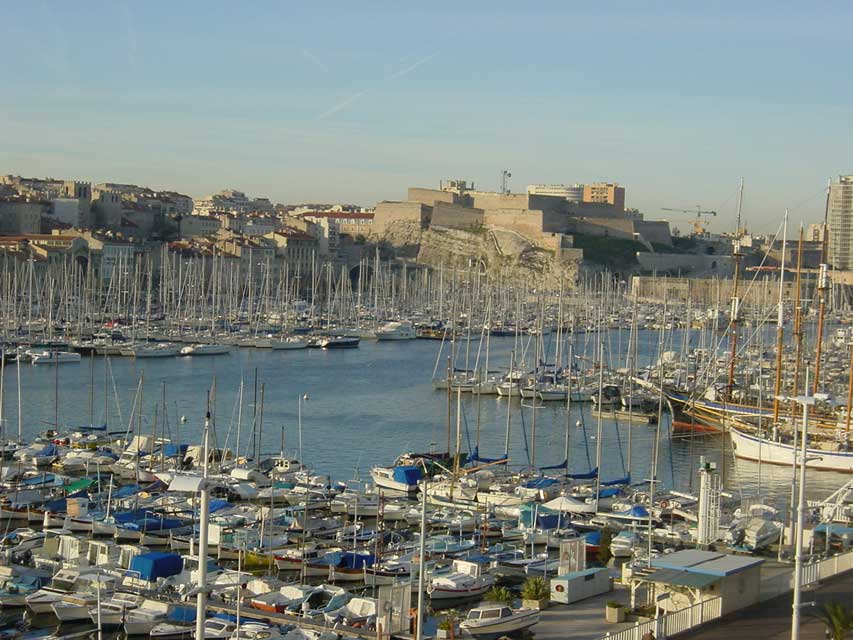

left=727, top=181, right=745, bottom=399
left=772, top=212, right=788, bottom=422
left=811, top=179, right=832, bottom=394
left=790, top=225, right=805, bottom=399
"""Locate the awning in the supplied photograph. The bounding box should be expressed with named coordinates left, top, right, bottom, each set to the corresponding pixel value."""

left=642, top=569, right=719, bottom=589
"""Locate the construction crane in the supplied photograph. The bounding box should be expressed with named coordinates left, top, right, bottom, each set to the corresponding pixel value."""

left=661, top=206, right=717, bottom=236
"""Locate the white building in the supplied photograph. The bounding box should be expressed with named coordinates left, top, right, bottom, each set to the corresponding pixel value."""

left=527, top=183, right=584, bottom=202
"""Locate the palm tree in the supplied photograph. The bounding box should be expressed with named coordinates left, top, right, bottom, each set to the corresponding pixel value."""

left=809, top=601, right=852, bottom=640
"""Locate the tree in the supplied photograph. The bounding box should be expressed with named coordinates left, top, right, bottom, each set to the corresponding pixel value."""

left=809, top=601, right=852, bottom=640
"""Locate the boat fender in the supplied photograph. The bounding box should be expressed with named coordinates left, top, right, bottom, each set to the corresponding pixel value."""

left=555, top=584, right=565, bottom=592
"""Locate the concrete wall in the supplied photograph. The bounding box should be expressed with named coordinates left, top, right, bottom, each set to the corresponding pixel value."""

left=373, top=201, right=432, bottom=234
left=430, top=203, right=484, bottom=229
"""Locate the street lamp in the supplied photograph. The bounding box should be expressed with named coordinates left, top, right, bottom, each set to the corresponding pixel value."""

left=298, top=394, right=309, bottom=465
left=785, top=366, right=828, bottom=640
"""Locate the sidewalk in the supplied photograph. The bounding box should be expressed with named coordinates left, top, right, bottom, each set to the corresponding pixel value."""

left=683, top=571, right=853, bottom=640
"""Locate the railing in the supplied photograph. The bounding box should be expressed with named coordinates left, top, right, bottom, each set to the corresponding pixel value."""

left=759, top=548, right=853, bottom=601
left=603, top=597, right=722, bottom=640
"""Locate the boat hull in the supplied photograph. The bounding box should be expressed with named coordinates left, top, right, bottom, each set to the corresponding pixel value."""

left=730, top=428, right=853, bottom=473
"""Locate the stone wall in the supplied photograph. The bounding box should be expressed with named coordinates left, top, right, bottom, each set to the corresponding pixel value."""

left=372, top=201, right=432, bottom=234
left=636, top=252, right=733, bottom=277
left=407, top=188, right=461, bottom=207
left=431, top=202, right=484, bottom=229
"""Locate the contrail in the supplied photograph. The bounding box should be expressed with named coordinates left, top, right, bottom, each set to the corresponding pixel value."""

left=301, top=48, right=329, bottom=73
left=316, top=91, right=366, bottom=120
left=386, top=51, right=439, bottom=81
left=312, top=50, right=439, bottom=120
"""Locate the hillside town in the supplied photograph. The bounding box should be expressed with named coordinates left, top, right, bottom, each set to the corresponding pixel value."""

left=0, top=173, right=842, bottom=293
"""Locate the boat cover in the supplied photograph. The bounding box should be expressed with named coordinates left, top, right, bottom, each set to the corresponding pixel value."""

left=129, top=551, right=183, bottom=581
left=392, top=466, right=423, bottom=485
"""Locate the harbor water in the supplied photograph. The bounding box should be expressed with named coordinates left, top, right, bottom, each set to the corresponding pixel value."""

left=1, top=330, right=842, bottom=510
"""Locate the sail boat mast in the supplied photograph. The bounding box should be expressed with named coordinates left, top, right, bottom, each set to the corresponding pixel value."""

left=772, top=212, right=788, bottom=422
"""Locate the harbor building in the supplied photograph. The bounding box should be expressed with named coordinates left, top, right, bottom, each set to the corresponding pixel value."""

left=527, top=183, right=584, bottom=202
left=828, top=175, right=853, bottom=270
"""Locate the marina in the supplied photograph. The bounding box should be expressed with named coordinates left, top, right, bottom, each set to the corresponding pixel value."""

left=0, top=254, right=851, bottom=640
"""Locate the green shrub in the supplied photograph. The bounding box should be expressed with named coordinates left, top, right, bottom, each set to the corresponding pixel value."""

left=521, top=577, right=549, bottom=601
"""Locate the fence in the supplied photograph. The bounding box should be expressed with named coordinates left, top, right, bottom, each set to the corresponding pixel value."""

left=602, top=597, right=722, bottom=640
left=760, top=548, right=853, bottom=601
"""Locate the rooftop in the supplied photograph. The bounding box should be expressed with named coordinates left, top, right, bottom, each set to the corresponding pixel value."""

left=651, top=550, right=765, bottom=577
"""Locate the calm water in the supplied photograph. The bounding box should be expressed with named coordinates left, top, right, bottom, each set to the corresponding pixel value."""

left=0, top=331, right=843, bottom=509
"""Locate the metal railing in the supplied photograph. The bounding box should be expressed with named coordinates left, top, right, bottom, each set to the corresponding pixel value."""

left=602, top=597, right=722, bottom=640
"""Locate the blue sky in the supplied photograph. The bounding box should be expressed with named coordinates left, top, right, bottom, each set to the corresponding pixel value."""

left=1, top=1, right=850, bottom=232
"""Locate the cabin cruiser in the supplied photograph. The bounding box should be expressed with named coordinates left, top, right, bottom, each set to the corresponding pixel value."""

left=323, top=596, right=377, bottom=627
left=370, top=465, right=422, bottom=493
left=375, top=321, right=417, bottom=340
left=428, top=559, right=494, bottom=600
left=29, top=350, right=82, bottom=364
left=123, top=598, right=171, bottom=635
left=460, top=605, right=540, bottom=639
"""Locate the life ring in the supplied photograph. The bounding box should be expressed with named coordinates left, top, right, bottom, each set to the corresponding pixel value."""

left=555, top=584, right=565, bottom=593
left=660, top=500, right=669, bottom=509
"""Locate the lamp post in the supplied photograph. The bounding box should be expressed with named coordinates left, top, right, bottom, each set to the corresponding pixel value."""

left=787, top=366, right=826, bottom=640
left=415, top=478, right=428, bottom=640
left=298, top=394, right=308, bottom=464
left=196, top=412, right=211, bottom=640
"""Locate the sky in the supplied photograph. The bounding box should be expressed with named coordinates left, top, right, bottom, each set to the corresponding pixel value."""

left=1, top=1, right=851, bottom=233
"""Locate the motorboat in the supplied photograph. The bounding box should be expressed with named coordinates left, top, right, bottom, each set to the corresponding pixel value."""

left=370, top=465, right=422, bottom=493
left=51, top=592, right=101, bottom=622
left=317, top=336, right=360, bottom=349
left=460, top=605, right=540, bottom=639
left=271, top=337, right=308, bottom=350
left=26, top=569, right=98, bottom=614
left=180, top=343, right=232, bottom=356
left=30, top=350, right=82, bottom=364
left=89, top=591, right=145, bottom=627
left=375, top=321, right=417, bottom=341
left=323, top=596, right=377, bottom=626
left=123, top=599, right=171, bottom=635
left=428, top=559, right=494, bottom=600
left=610, top=530, right=639, bottom=558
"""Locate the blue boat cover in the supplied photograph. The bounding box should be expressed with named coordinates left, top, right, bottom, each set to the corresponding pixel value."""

left=618, top=505, right=650, bottom=519
left=567, top=467, right=598, bottom=480
left=339, top=551, right=375, bottom=569
left=585, top=531, right=602, bottom=545
left=21, top=473, right=56, bottom=486
left=523, top=477, right=558, bottom=489
left=209, top=499, right=232, bottom=513
left=598, top=487, right=621, bottom=499
left=212, top=613, right=238, bottom=622
left=392, top=466, right=423, bottom=486
left=163, top=443, right=189, bottom=457
left=540, top=458, right=567, bottom=470
left=114, top=484, right=143, bottom=498
left=122, top=516, right=183, bottom=531
left=129, top=552, right=183, bottom=581
left=168, top=605, right=197, bottom=624
left=602, top=475, right=630, bottom=486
